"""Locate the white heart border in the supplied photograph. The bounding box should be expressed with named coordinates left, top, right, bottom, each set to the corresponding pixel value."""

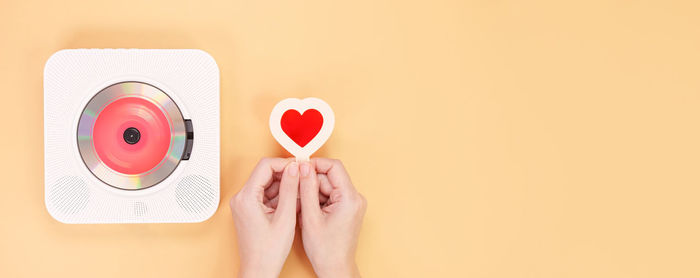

left=269, top=97, right=335, bottom=161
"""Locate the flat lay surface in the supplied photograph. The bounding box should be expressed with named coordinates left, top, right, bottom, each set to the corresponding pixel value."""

left=1, top=0, right=699, bottom=277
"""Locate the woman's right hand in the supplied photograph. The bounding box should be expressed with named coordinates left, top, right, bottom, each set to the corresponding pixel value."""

left=298, top=158, right=367, bottom=278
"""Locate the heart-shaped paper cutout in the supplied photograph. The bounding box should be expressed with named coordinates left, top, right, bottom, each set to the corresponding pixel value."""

left=270, top=98, right=334, bottom=161
left=281, top=109, right=324, bottom=147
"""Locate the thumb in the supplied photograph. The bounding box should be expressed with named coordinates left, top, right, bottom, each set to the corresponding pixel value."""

left=273, top=162, right=299, bottom=223
left=299, top=161, right=322, bottom=221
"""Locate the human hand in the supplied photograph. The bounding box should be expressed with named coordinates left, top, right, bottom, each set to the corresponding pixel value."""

left=230, top=158, right=299, bottom=278
left=298, top=158, right=367, bottom=278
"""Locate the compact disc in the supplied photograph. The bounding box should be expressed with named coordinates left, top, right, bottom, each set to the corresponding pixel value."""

left=77, top=82, right=187, bottom=190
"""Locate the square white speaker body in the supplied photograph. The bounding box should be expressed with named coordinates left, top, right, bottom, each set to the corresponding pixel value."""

left=44, top=49, right=220, bottom=223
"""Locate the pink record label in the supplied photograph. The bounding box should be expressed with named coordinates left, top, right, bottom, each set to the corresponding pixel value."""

left=92, top=97, right=172, bottom=175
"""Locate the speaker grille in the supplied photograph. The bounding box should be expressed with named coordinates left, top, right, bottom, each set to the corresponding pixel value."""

left=48, top=176, right=89, bottom=215
left=175, top=175, right=216, bottom=214
left=133, top=201, right=147, bottom=217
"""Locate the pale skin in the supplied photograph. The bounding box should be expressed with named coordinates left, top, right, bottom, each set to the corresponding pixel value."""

left=230, top=158, right=367, bottom=278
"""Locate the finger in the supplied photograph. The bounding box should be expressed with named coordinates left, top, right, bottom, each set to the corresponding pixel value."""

left=318, top=174, right=331, bottom=206
left=297, top=212, right=303, bottom=230
left=299, top=161, right=322, bottom=220
left=242, top=158, right=293, bottom=201
left=264, top=195, right=279, bottom=209
left=265, top=181, right=280, bottom=199
left=318, top=174, right=333, bottom=197
left=311, top=158, right=354, bottom=192
left=319, top=194, right=329, bottom=205
left=273, top=162, right=300, bottom=222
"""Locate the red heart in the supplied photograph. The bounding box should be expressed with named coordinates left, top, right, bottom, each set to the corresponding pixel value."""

left=280, top=109, right=324, bottom=147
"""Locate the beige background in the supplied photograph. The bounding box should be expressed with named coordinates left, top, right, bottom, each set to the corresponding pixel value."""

left=1, top=0, right=700, bottom=277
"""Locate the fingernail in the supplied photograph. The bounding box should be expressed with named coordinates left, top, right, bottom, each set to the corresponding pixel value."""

left=300, top=162, right=310, bottom=177
left=288, top=162, right=299, bottom=177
